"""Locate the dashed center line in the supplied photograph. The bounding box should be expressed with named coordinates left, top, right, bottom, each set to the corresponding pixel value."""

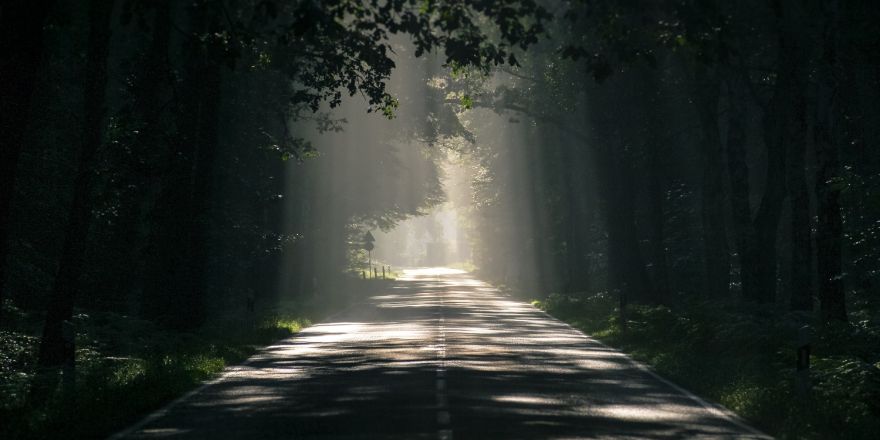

left=436, top=285, right=452, bottom=440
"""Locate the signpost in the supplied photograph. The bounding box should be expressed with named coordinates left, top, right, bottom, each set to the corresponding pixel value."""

left=363, top=231, right=375, bottom=278
left=796, top=325, right=812, bottom=396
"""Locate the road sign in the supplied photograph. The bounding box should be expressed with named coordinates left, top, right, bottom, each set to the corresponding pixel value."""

left=363, top=231, right=376, bottom=277
left=363, top=231, right=376, bottom=251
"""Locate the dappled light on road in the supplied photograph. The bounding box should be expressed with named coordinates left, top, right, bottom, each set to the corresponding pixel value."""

left=117, top=271, right=768, bottom=440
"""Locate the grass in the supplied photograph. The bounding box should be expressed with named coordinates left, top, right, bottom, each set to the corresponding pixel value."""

left=533, top=292, right=880, bottom=440
left=0, top=278, right=372, bottom=440
left=446, top=261, right=477, bottom=273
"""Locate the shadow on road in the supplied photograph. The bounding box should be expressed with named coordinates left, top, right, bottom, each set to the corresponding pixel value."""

left=118, top=270, right=768, bottom=440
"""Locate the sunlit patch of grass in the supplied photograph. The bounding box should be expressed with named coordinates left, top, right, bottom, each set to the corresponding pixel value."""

left=262, top=316, right=311, bottom=334
left=717, top=380, right=767, bottom=414
left=108, top=357, right=147, bottom=386
left=447, top=261, right=477, bottom=273
left=183, top=354, right=227, bottom=379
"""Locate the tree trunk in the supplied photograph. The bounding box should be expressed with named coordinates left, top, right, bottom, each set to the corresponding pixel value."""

left=0, top=0, right=56, bottom=323
left=117, top=0, right=172, bottom=314
left=143, top=2, right=221, bottom=329
left=814, top=0, right=847, bottom=321
left=786, top=73, right=812, bottom=312
left=181, top=8, right=222, bottom=328
left=723, top=70, right=754, bottom=299
left=594, top=143, right=651, bottom=306
left=647, top=145, right=670, bottom=303
left=694, top=66, right=731, bottom=297
left=588, top=71, right=653, bottom=306
left=37, top=0, right=115, bottom=369
left=723, top=33, right=798, bottom=306
left=748, top=82, right=787, bottom=304
left=773, top=1, right=813, bottom=312
left=741, top=3, right=810, bottom=304
left=566, top=139, right=593, bottom=294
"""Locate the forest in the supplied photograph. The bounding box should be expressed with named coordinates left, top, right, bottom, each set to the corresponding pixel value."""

left=1, top=0, right=879, bottom=439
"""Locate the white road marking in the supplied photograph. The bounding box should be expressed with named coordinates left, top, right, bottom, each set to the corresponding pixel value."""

left=529, top=306, right=772, bottom=439
left=112, top=269, right=764, bottom=440
left=106, top=300, right=368, bottom=440
left=435, top=282, right=452, bottom=439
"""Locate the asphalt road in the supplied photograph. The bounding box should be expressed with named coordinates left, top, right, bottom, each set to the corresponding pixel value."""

left=112, top=268, right=771, bottom=440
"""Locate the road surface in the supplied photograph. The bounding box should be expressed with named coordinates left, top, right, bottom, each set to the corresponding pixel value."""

left=112, top=268, right=770, bottom=440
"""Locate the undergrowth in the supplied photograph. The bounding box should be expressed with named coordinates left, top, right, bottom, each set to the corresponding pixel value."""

left=0, top=300, right=324, bottom=439
left=534, top=292, right=880, bottom=440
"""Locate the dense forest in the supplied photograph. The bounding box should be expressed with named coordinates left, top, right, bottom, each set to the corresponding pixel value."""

left=1, top=0, right=879, bottom=439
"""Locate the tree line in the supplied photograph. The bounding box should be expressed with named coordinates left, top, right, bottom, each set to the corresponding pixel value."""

left=456, top=0, right=878, bottom=324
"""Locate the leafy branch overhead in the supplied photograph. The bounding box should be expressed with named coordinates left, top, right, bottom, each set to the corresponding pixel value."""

left=185, top=0, right=549, bottom=117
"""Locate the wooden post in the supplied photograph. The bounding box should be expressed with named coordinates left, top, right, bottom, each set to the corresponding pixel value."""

left=61, top=320, right=75, bottom=400
left=796, top=325, right=812, bottom=395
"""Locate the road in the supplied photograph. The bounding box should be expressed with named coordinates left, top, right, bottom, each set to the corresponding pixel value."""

left=112, top=268, right=771, bottom=440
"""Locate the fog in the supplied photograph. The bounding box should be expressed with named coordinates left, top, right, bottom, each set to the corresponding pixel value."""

left=372, top=156, right=469, bottom=268
left=275, top=43, right=560, bottom=295
left=278, top=40, right=452, bottom=294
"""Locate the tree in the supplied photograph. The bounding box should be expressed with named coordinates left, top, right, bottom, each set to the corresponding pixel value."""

left=813, top=0, right=846, bottom=321
left=37, top=0, right=116, bottom=370
left=0, top=0, right=57, bottom=323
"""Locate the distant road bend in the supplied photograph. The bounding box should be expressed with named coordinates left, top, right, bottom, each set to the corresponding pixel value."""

left=111, top=268, right=771, bottom=440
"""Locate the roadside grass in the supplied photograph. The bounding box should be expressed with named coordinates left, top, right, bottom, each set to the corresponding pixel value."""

left=0, top=276, right=375, bottom=440
left=533, top=292, right=880, bottom=440
left=446, top=261, right=477, bottom=273
left=0, top=310, right=308, bottom=440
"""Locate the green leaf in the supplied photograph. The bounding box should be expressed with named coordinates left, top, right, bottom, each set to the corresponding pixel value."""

left=460, top=94, right=474, bottom=110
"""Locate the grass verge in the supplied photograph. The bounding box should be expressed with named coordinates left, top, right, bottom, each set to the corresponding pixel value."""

left=532, top=292, right=880, bottom=440
left=0, top=276, right=379, bottom=439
